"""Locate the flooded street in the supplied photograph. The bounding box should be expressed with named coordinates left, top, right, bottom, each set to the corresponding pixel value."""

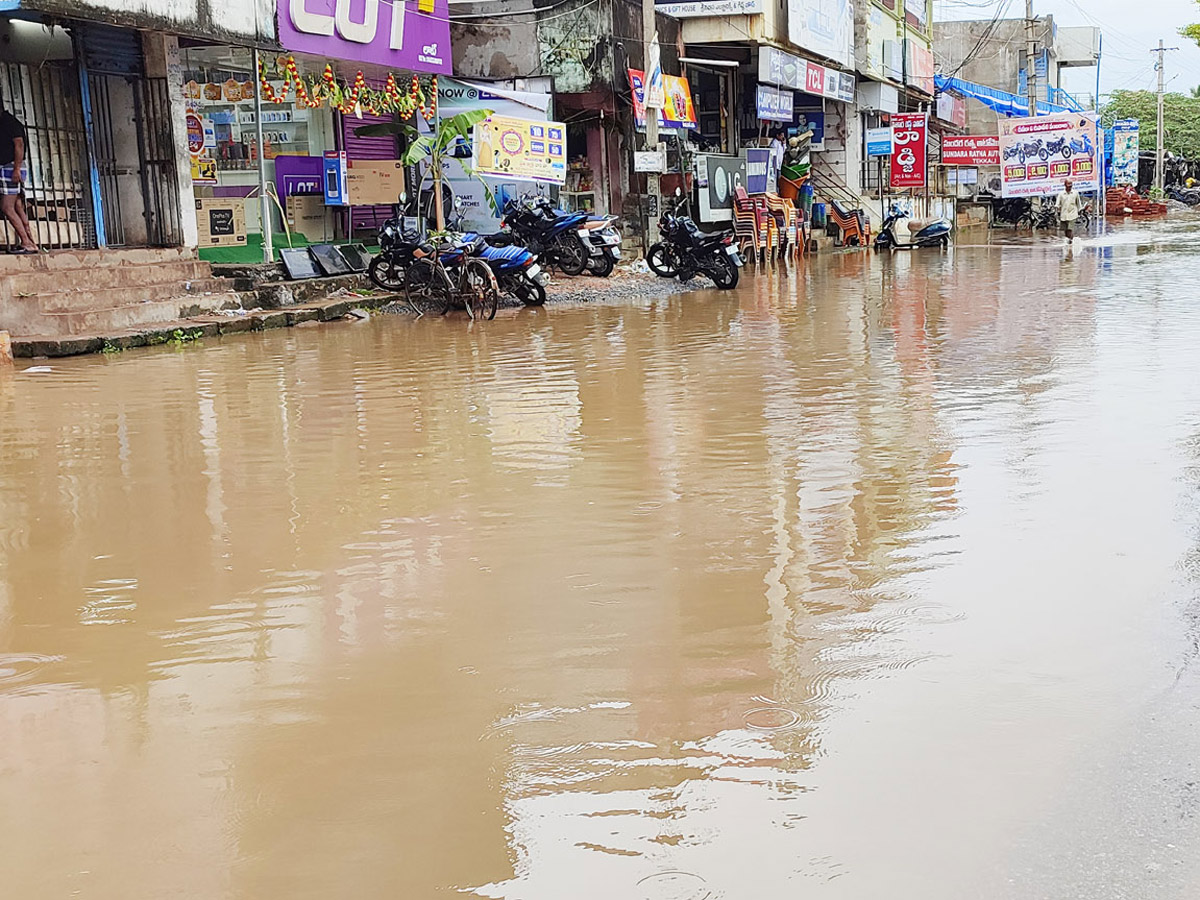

left=6, top=220, right=1200, bottom=898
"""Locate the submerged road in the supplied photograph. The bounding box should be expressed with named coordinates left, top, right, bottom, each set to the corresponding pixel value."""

left=3, top=219, right=1200, bottom=898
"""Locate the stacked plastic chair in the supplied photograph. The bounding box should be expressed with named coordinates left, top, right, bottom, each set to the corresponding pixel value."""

left=733, top=187, right=777, bottom=264
left=828, top=200, right=870, bottom=248
left=763, top=192, right=802, bottom=259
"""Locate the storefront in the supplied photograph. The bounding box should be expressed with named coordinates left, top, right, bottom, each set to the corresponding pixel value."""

left=183, top=0, right=451, bottom=261
left=1, top=16, right=188, bottom=251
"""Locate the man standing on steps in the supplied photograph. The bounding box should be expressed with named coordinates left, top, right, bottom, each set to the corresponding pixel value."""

left=0, top=95, right=38, bottom=254
left=1056, top=178, right=1082, bottom=245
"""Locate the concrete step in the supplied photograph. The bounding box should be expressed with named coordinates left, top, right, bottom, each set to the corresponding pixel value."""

left=8, top=259, right=212, bottom=296
left=0, top=246, right=196, bottom=276
left=34, top=278, right=234, bottom=313
left=42, top=292, right=242, bottom=335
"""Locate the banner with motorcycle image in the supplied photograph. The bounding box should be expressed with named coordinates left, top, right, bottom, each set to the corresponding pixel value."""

left=998, top=112, right=1100, bottom=197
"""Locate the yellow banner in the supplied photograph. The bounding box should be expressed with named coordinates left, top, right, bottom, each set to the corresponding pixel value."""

left=473, top=115, right=567, bottom=184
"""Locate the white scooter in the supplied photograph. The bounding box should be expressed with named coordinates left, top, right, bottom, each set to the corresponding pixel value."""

left=874, top=204, right=953, bottom=250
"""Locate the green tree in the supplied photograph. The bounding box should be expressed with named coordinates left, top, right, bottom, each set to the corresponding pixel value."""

left=356, top=109, right=493, bottom=231
left=1101, top=89, right=1200, bottom=158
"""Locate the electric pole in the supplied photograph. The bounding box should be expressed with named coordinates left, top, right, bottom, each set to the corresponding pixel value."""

left=1026, top=0, right=1037, bottom=116
left=641, top=0, right=661, bottom=244
left=1152, top=40, right=1178, bottom=194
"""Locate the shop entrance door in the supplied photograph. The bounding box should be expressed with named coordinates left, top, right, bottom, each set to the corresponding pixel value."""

left=0, top=59, right=96, bottom=250
left=79, top=23, right=181, bottom=247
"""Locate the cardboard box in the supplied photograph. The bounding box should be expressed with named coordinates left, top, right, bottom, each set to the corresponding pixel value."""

left=286, top=194, right=332, bottom=242
left=346, top=160, right=405, bottom=206
left=195, top=198, right=247, bottom=247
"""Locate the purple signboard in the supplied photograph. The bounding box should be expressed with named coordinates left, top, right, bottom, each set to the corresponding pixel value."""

left=278, top=0, right=452, bottom=75
left=273, top=154, right=325, bottom=200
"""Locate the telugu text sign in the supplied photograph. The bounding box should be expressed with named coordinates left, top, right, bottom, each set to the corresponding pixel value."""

left=890, top=112, right=928, bottom=190
left=941, top=135, right=1000, bottom=166
left=998, top=113, right=1099, bottom=197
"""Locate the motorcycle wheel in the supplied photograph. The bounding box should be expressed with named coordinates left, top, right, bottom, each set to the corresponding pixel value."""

left=587, top=254, right=615, bottom=277
left=708, top=254, right=739, bottom=290
left=1062, top=147, right=1072, bottom=159
left=368, top=255, right=407, bottom=291
left=555, top=232, right=589, bottom=276
left=513, top=277, right=547, bottom=306
left=646, top=243, right=679, bottom=277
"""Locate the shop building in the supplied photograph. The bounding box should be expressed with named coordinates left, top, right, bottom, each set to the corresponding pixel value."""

left=0, top=0, right=272, bottom=253
left=451, top=0, right=682, bottom=226
left=854, top=0, right=939, bottom=221
left=182, top=0, right=452, bottom=262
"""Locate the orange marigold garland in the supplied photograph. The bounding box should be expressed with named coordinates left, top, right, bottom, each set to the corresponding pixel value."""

left=258, top=56, right=438, bottom=119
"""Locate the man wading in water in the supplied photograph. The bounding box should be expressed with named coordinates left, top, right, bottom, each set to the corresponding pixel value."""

left=1056, top=178, right=1081, bottom=245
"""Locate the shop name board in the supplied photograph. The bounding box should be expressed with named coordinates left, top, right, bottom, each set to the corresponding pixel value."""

left=279, top=0, right=451, bottom=75
left=865, top=127, right=891, bottom=157
left=941, top=135, right=1000, bottom=166
left=756, top=84, right=794, bottom=122
left=655, top=0, right=763, bottom=16
left=890, top=112, right=928, bottom=190
left=758, top=46, right=854, bottom=103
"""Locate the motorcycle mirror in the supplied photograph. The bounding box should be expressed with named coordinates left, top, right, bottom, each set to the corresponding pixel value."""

left=675, top=187, right=682, bottom=197
left=454, top=196, right=463, bottom=210
left=399, top=192, right=408, bottom=205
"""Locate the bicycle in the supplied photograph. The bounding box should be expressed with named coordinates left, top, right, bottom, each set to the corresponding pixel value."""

left=403, top=237, right=500, bottom=321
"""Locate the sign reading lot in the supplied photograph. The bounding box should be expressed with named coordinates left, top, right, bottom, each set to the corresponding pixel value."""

left=998, top=113, right=1100, bottom=197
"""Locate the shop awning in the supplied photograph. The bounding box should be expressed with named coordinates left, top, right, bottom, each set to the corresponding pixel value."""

left=935, top=75, right=1068, bottom=118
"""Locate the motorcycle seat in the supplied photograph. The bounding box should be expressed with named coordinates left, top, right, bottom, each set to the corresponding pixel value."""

left=906, top=217, right=940, bottom=234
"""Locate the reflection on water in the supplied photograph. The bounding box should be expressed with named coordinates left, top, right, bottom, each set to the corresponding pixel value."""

left=2, top=221, right=1200, bottom=898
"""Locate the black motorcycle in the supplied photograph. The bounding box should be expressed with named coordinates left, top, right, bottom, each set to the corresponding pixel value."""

left=500, top=196, right=596, bottom=276
left=367, top=195, right=425, bottom=291
left=646, top=190, right=742, bottom=290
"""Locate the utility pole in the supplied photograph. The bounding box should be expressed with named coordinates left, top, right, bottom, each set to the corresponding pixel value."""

left=1152, top=40, right=1178, bottom=194
left=641, top=0, right=661, bottom=244
left=1025, top=0, right=1038, bottom=116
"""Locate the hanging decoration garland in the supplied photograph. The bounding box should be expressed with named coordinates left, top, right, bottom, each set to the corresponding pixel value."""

left=258, top=56, right=437, bottom=120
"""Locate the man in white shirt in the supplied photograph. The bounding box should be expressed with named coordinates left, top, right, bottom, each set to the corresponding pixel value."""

left=1056, top=178, right=1082, bottom=243
left=769, top=128, right=785, bottom=174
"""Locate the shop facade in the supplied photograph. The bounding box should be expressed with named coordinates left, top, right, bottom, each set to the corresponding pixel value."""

left=182, top=0, right=451, bottom=260
left=1, top=0, right=272, bottom=253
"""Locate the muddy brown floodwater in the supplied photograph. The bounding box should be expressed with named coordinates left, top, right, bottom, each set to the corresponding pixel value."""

left=6, top=221, right=1200, bottom=899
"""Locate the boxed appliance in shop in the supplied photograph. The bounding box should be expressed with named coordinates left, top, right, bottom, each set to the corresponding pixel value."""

left=195, top=197, right=247, bottom=247
left=285, top=194, right=332, bottom=242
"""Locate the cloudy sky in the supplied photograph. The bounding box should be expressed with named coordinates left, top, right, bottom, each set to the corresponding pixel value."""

left=934, top=0, right=1200, bottom=98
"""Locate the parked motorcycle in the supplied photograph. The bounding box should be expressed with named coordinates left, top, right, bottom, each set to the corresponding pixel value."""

left=1043, top=137, right=1072, bottom=159
left=467, top=233, right=550, bottom=306
left=874, top=204, right=952, bottom=250
left=501, top=196, right=597, bottom=276
left=367, top=196, right=426, bottom=291
left=646, top=189, right=742, bottom=289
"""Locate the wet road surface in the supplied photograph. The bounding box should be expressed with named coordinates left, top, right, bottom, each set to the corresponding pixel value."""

left=4, top=220, right=1200, bottom=898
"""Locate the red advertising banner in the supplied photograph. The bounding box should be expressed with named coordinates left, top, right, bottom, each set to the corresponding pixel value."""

left=941, top=135, right=1000, bottom=166
left=890, top=112, right=928, bottom=189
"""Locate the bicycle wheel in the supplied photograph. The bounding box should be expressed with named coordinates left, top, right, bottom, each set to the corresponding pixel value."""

left=462, top=259, right=499, bottom=321
left=404, top=258, right=450, bottom=313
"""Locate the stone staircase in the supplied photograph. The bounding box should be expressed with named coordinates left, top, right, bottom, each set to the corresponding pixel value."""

left=0, top=248, right=241, bottom=337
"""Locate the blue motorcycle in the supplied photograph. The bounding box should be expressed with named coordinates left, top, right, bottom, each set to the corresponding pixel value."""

left=463, top=231, right=550, bottom=306
left=501, top=196, right=595, bottom=276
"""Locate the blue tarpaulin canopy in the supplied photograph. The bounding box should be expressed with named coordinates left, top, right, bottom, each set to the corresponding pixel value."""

left=935, top=75, right=1069, bottom=117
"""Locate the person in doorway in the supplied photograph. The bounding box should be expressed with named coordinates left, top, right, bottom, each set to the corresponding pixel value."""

left=0, top=98, right=37, bottom=253
left=768, top=128, right=786, bottom=174
left=1056, top=178, right=1082, bottom=244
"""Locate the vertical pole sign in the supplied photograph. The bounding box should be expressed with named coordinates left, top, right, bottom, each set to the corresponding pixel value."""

left=890, top=112, right=928, bottom=190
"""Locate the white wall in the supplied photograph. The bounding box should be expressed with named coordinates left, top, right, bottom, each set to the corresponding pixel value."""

left=31, top=0, right=276, bottom=42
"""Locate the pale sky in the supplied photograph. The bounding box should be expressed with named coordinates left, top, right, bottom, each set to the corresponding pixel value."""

left=934, top=0, right=1200, bottom=98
